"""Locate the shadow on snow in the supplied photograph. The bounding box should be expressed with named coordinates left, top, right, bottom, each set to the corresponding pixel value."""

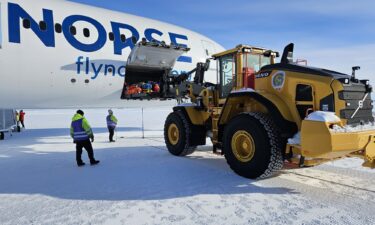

left=0, top=129, right=297, bottom=201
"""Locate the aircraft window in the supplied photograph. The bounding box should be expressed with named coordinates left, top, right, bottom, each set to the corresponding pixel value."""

left=55, top=23, right=62, bottom=33
left=120, top=34, right=126, bottom=43
left=109, top=32, right=114, bottom=41
left=83, top=28, right=90, bottom=37
left=23, top=19, right=31, bottom=29
left=70, top=26, right=77, bottom=35
left=85, top=79, right=90, bottom=84
left=71, top=78, right=76, bottom=83
left=39, top=21, right=47, bottom=31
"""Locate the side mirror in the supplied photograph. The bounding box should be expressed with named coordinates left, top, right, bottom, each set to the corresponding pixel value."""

left=263, top=50, right=279, bottom=57
left=263, top=50, right=272, bottom=57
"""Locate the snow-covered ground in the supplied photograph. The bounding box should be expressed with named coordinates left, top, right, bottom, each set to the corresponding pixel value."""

left=1, top=108, right=375, bottom=225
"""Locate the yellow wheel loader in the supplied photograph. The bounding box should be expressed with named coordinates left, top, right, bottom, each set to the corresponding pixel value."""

left=122, top=40, right=375, bottom=179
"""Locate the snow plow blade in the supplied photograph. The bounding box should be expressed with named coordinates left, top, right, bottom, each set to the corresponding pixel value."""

left=288, top=120, right=375, bottom=167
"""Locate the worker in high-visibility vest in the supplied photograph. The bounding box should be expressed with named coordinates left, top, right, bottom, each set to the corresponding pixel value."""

left=106, top=109, right=118, bottom=142
left=15, top=111, right=20, bottom=126
left=70, top=110, right=100, bottom=167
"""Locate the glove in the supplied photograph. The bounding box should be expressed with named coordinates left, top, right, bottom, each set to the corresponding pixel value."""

left=90, top=135, right=94, bottom=143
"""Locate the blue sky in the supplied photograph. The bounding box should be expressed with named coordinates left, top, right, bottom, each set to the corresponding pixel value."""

left=69, top=0, right=375, bottom=51
left=69, top=0, right=375, bottom=79
left=1, top=0, right=373, bottom=75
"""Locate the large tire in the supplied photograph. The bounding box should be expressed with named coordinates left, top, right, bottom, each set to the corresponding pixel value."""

left=223, top=112, right=283, bottom=179
left=0, top=132, right=4, bottom=140
left=164, top=111, right=196, bottom=156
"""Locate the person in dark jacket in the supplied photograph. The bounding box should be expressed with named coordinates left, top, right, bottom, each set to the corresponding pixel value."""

left=106, top=109, right=118, bottom=142
left=70, top=110, right=100, bottom=167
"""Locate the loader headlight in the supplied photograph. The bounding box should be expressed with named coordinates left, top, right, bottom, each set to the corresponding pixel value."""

left=339, top=78, right=350, bottom=84
left=360, top=79, right=370, bottom=86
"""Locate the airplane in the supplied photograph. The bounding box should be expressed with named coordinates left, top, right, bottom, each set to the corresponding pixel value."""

left=0, top=0, right=225, bottom=108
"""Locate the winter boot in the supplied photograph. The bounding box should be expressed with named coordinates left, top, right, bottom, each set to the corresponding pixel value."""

left=90, top=160, right=100, bottom=166
left=77, top=162, right=86, bottom=167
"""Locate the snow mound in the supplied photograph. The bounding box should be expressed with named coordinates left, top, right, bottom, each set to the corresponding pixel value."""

left=331, top=123, right=375, bottom=133
left=288, top=132, right=301, bottom=145
left=306, top=111, right=340, bottom=123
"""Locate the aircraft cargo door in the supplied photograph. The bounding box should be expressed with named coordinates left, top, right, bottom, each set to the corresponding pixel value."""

left=201, top=40, right=217, bottom=83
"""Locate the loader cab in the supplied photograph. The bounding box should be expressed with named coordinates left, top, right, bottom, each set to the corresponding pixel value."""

left=213, top=45, right=278, bottom=99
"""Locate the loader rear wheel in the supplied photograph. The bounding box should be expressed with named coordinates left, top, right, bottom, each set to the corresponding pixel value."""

left=164, top=111, right=196, bottom=156
left=223, top=112, right=283, bottom=179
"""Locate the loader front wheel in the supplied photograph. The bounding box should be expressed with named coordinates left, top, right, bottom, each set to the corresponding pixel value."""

left=223, top=112, right=283, bottom=179
left=164, top=111, right=196, bottom=156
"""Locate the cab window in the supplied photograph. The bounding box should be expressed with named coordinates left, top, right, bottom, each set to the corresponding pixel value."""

left=219, top=54, right=236, bottom=98
left=243, top=54, right=271, bottom=72
left=260, top=55, right=271, bottom=68
left=244, top=55, right=260, bottom=71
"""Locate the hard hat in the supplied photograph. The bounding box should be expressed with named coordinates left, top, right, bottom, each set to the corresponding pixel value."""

left=108, top=109, right=113, bottom=114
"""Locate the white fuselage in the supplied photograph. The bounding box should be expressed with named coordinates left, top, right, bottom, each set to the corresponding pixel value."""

left=0, top=0, right=224, bottom=108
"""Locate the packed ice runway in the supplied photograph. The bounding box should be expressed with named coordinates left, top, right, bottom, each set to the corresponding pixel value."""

left=0, top=108, right=375, bottom=225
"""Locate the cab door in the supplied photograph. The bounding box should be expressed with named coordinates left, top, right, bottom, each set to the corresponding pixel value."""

left=218, top=54, right=236, bottom=99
